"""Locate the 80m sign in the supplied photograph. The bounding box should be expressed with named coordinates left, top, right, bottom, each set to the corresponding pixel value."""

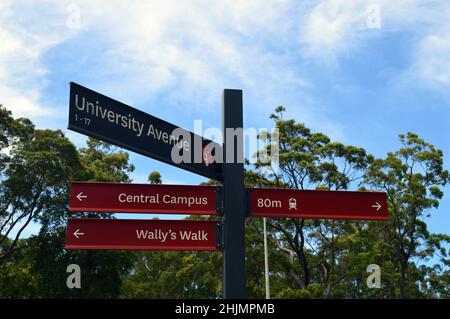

left=256, top=198, right=282, bottom=208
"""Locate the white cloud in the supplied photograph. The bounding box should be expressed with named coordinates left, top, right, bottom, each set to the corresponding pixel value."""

left=300, top=1, right=367, bottom=61
left=299, top=0, right=450, bottom=90
left=0, top=1, right=73, bottom=118
left=70, top=0, right=300, bottom=106
left=0, top=83, right=51, bottom=117
left=403, top=1, right=450, bottom=91
left=1, top=0, right=311, bottom=122
left=413, top=33, right=450, bottom=88
left=298, top=1, right=422, bottom=61
left=0, top=0, right=371, bottom=141
left=2, top=0, right=448, bottom=140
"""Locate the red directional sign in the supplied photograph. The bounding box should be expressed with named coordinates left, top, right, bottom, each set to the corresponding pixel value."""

left=249, top=188, right=388, bottom=220
left=65, top=218, right=220, bottom=250
left=69, top=182, right=218, bottom=215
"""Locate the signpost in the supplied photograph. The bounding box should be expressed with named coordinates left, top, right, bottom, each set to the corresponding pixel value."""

left=65, top=218, right=220, bottom=251
left=69, top=181, right=220, bottom=215
left=221, top=89, right=246, bottom=298
left=66, top=83, right=390, bottom=299
left=249, top=188, right=388, bottom=221
left=68, top=82, right=222, bottom=180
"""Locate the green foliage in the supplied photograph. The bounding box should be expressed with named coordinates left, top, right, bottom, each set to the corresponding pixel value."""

left=0, top=106, right=137, bottom=297
left=1, top=104, right=449, bottom=299
left=250, top=107, right=450, bottom=299
left=31, top=137, right=136, bottom=298
left=76, top=138, right=134, bottom=182
left=363, top=132, right=450, bottom=297
left=253, top=106, right=376, bottom=297
left=30, top=229, right=134, bottom=298
left=121, top=249, right=222, bottom=298
left=1, top=104, right=81, bottom=262
left=0, top=238, right=41, bottom=298
left=148, top=171, right=162, bottom=184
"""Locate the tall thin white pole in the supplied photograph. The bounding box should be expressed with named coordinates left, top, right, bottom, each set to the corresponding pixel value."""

left=263, top=217, right=270, bottom=299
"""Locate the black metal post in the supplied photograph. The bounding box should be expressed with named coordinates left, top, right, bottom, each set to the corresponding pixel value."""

left=222, top=89, right=246, bottom=298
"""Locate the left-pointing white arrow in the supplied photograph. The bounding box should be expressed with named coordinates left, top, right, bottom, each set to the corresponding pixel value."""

left=371, top=202, right=382, bottom=211
left=76, top=192, right=87, bottom=201
left=73, top=229, right=85, bottom=239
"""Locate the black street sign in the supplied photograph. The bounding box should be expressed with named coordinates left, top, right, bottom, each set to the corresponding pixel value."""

left=68, top=82, right=222, bottom=180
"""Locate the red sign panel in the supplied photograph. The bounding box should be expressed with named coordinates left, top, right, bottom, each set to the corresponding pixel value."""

left=249, top=188, right=388, bottom=220
left=69, top=182, right=218, bottom=215
left=65, top=218, right=220, bottom=250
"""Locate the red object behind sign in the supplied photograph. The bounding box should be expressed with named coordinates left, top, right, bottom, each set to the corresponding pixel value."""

left=65, top=218, right=219, bottom=250
left=69, top=181, right=218, bottom=215
left=249, top=188, right=388, bottom=221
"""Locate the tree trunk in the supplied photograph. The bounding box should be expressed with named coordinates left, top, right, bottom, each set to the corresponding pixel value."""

left=399, top=257, right=409, bottom=298
left=296, top=219, right=310, bottom=288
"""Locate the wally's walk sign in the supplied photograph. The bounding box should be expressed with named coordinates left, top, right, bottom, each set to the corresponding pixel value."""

left=66, top=82, right=388, bottom=299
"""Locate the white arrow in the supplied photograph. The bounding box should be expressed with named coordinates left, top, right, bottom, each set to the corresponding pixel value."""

left=371, top=202, right=382, bottom=211
left=76, top=192, right=87, bottom=201
left=73, top=229, right=85, bottom=239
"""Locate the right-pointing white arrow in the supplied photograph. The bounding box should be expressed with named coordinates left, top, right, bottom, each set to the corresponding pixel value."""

left=372, top=202, right=382, bottom=211
left=76, top=192, right=87, bottom=201
left=73, top=229, right=85, bottom=239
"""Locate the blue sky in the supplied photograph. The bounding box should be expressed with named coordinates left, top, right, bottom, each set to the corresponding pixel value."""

left=1, top=0, right=449, bottom=239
